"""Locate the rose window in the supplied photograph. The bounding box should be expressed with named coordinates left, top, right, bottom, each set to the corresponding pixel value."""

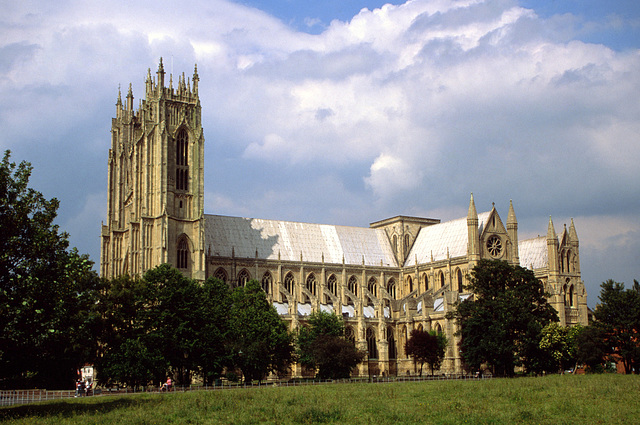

left=486, top=236, right=503, bottom=257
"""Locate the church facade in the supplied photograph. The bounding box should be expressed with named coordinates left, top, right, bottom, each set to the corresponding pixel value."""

left=101, top=61, right=589, bottom=376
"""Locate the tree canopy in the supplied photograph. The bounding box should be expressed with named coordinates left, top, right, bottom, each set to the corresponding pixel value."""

left=448, top=259, right=558, bottom=376
left=297, top=311, right=365, bottom=379
left=593, top=279, right=640, bottom=374
left=404, top=329, right=447, bottom=376
left=228, top=280, right=294, bottom=382
left=0, top=151, right=101, bottom=388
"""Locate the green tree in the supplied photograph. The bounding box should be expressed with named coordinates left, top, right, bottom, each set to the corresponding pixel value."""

left=0, top=151, right=100, bottom=388
left=539, top=322, right=582, bottom=373
left=297, top=311, right=365, bottom=379
left=574, top=325, right=608, bottom=373
left=404, top=329, right=447, bottom=376
left=448, top=259, right=558, bottom=377
left=593, top=279, right=640, bottom=374
left=229, top=280, right=294, bottom=382
left=197, top=277, right=232, bottom=385
left=141, top=264, right=204, bottom=385
left=95, top=274, right=167, bottom=389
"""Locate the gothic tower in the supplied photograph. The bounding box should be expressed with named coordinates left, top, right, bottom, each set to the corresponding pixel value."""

left=101, top=59, right=206, bottom=280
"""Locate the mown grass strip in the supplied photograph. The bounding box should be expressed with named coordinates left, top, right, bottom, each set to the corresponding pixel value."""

left=1, top=374, right=638, bottom=425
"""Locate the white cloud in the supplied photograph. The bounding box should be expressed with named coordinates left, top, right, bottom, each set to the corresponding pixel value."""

left=0, top=0, right=638, bottom=307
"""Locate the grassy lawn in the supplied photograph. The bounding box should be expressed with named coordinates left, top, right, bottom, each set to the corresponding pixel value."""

left=1, top=374, right=638, bottom=424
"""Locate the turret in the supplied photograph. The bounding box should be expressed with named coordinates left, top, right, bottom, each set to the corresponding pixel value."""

left=507, top=200, right=519, bottom=265
left=467, top=193, right=480, bottom=265
left=547, top=216, right=559, bottom=273
left=156, top=57, right=165, bottom=94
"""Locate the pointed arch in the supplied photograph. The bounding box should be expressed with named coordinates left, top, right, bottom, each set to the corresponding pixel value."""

left=439, top=271, right=445, bottom=289
left=387, top=278, right=396, bottom=300
left=261, top=271, right=272, bottom=294
left=387, top=326, right=396, bottom=359
left=327, top=274, right=337, bottom=296
left=368, top=277, right=377, bottom=297
left=422, top=273, right=429, bottom=292
left=407, top=275, right=413, bottom=293
left=348, top=275, right=358, bottom=296
left=237, top=269, right=250, bottom=287
left=306, top=273, right=317, bottom=296
left=456, top=268, right=463, bottom=292
left=284, top=272, right=295, bottom=293
left=366, top=327, right=378, bottom=359
left=213, top=267, right=227, bottom=284
left=176, top=236, right=190, bottom=270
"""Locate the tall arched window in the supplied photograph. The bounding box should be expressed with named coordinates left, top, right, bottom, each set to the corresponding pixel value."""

left=348, top=275, right=358, bottom=296
left=366, top=328, right=378, bottom=359
left=237, top=269, right=250, bottom=287
left=566, top=250, right=572, bottom=273
left=306, top=273, right=317, bottom=296
left=261, top=272, right=272, bottom=294
left=387, top=278, right=396, bottom=300
left=569, top=284, right=575, bottom=307
left=368, top=277, right=377, bottom=297
left=327, top=274, right=337, bottom=296
left=387, top=326, right=396, bottom=360
left=423, top=273, right=429, bottom=292
left=404, top=234, right=410, bottom=251
left=435, top=323, right=443, bottom=334
left=407, top=275, right=413, bottom=293
left=177, top=238, right=189, bottom=269
left=175, top=129, right=189, bottom=191
left=284, top=272, right=295, bottom=293
left=457, top=269, right=463, bottom=292
left=345, top=326, right=355, bottom=344
left=214, top=267, right=227, bottom=284
left=392, top=235, right=398, bottom=253
left=439, top=271, right=445, bottom=288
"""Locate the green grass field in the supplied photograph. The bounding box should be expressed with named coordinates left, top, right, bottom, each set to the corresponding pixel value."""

left=1, top=374, right=638, bottom=424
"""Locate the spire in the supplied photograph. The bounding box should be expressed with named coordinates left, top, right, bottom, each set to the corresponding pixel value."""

left=467, top=192, right=478, bottom=221
left=467, top=193, right=480, bottom=263
left=507, top=200, right=519, bottom=265
left=116, top=85, right=122, bottom=107
left=192, top=63, right=199, bottom=95
left=126, top=83, right=133, bottom=111
left=547, top=216, right=556, bottom=240
left=507, top=200, right=517, bottom=227
left=569, top=218, right=578, bottom=241
left=157, top=57, right=165, bottom=90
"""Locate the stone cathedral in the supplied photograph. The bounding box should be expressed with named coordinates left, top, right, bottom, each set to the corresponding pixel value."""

left=101, top=61, right=588, bottom=376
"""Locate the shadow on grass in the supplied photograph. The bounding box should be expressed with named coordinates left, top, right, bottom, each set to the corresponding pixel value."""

left=0, top=397, right=152, bottom=420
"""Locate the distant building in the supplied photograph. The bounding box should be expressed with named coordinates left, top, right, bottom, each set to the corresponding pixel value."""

left=101, top=60, right=589, bottom=376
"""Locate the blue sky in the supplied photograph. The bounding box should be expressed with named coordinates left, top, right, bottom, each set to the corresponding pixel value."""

left=1, top=0, right=639, bottom=307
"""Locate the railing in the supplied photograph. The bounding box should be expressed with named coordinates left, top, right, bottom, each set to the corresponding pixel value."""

left=0, top=374, right=490, bottom=407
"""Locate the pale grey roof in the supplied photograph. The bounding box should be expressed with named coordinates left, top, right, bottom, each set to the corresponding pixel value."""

left=405, top=212, right=491, bottom=266
left=518, top=236, right=548, bottom=270
left=204, top=214, right=398, bottom=267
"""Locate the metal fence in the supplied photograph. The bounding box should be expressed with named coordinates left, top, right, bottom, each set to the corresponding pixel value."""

left=0, top=373, right=490, bottom=407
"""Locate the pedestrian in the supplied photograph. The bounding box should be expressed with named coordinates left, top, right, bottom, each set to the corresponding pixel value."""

left=166, top=377, right=172, bottom=392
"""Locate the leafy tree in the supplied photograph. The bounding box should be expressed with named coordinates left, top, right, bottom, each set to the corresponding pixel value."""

left=404, top=329, right=447, bottom=376
left=447, top=259, right=558, bottom=377
left=0, top=151, right=100, bottom=388
left=95, top=274, right=166, bottom=389
left=593, top=279, right=640, bottom=374
left=539, top=323, right=582, bottom=373
left=574, top=325, right=608, bottom=373
left=297, top=311, right=365, bottom=379
left=228, top=280, right=294, bottom=382
left=141, top=264, right=204, bottom=385
left=197, top=277, right=232, bottom=385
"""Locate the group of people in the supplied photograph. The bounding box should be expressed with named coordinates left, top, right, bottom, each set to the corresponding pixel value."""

left=75, top=380, right=92, bottom=397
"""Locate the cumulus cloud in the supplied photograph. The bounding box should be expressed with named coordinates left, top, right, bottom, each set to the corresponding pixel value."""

left=0, top=0, right=638, bottom=306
